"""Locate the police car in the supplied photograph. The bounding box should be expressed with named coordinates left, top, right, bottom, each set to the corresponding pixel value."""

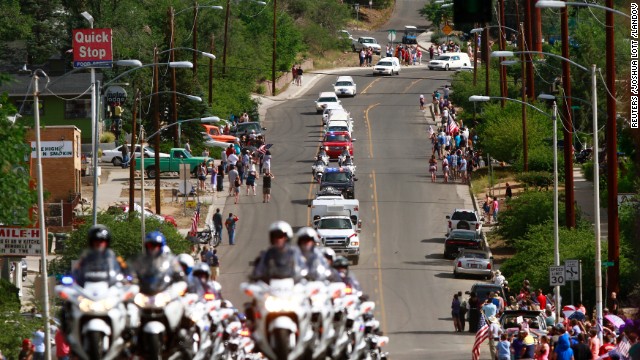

left=319, top=167, right=357, bottom=199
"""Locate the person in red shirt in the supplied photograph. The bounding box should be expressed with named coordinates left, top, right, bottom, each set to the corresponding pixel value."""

left=55, top=330, right=70, bottom=360
left=598, top=333, right=616, bottom=355
left=536, top=289, right=547, bottom=310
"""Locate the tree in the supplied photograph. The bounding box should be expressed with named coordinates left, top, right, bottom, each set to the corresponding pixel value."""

left=0, top=83, right=38, bottom=226
left=419, top=2, right=452, bottom=30
left=49, top=211, right=191, bottom=276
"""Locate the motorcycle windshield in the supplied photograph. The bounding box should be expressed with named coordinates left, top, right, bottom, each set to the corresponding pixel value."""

left=136, top=257, right=174, bottom=295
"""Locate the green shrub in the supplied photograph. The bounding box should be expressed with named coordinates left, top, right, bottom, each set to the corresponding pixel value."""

left=100, top=131, right=116, bottom=143
left=49, top=211, right=190, bottom=276
left=0, top=280, right=42, bottom=360
left=513, top=145, right=565, bottom=176
left=581, top=161, right=594, bottom=182
left=255, top=84, right=266, bottom=95
left=515, top=171, right=553, bottom=191
left=497, top=190, right=565, bottom=241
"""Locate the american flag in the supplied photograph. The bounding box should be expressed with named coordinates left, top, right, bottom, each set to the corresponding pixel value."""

left=546, top=294, right=556, bottom=312
left=446, top=116, right=459, bottom=135
left=190, top=203, right=201, bottom=236
left=597, top=334, right=631, bottom=359
left=472, top=313, right=490, bottom=360
left=257, top=143, right=273, bottom=155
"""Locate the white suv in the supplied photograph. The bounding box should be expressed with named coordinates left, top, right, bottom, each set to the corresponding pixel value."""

left=373, top=57, right=401, bottom=76
left=446, top=209, right=482, bottom=236
left=315, top=92, right=341, bottom=113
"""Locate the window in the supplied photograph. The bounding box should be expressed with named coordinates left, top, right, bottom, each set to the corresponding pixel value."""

left=64, top=99, right=91, bottom=119
left=15, top=100, right=44, bottom=116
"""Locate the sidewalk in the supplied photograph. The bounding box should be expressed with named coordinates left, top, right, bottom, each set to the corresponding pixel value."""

left=573, top=166, right=608, bottom=239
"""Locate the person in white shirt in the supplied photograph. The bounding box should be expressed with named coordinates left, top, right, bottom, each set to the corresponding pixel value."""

left=227, top=152, right=239, bottom=169
left=488, top=316, right=503, bottom=360
left=494, top=270, right=506, bottom=286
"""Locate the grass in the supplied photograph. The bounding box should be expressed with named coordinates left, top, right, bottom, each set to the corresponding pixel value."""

left=312, top=49, right=360, bottom=70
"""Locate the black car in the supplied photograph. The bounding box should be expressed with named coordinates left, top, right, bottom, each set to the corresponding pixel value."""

left=320, top=168, right=357, bottom=199
left=444, top=229, right=483, bottom=259
left=468, top=283, right=507, bottom=305
left=232, top=122, right=267, bottom=141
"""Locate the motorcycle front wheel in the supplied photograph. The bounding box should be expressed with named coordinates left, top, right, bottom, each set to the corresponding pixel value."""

left=85, top=331, right=105, bottom=360
left=271, top=329, right=292, bottom=360
left=212, top=232, right=222, bottom=247
left=144, top=333, right=163, bottom=360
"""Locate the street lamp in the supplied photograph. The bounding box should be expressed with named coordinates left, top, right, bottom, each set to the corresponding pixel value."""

left=470, top=94, right=561, bottom=322
left=492, top=49, right=604, bottom=337
left=535, top=1, right=630, bottom=18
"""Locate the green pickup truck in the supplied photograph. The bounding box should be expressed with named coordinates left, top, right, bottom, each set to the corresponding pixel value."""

left=134, top=148, right=210, bottom=178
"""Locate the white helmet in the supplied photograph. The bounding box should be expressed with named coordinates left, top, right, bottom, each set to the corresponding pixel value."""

left=323, top=247, right=336, bottom=262
left=177, top=253, right=195, bottom=274
left=296, top=227, right=320, bottom=245
left=269, top=221, right=293, bottom=241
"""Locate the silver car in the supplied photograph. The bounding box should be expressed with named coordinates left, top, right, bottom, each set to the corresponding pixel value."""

left=452, top=249, right=493, bottom=279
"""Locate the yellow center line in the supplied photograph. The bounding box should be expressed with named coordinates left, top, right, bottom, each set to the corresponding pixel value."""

left=403, top=79, right=423, bottom=94
left=364, top=103, right=379, bottom=159
left=361, top=78, right=381, bottom=94
left=372, top=169, right=387, bottom=335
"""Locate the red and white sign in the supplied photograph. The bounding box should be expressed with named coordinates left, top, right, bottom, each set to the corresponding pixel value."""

left=0, top=227, right=44, bottom=257
left=72, top=28, right=113, bottom=68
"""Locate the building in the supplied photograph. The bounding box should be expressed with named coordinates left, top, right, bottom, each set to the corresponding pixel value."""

left=25, top=126, right=83, bottom=231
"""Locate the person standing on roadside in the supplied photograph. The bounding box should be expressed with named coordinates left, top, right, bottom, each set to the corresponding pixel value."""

left=212, top=208, right=223, bottom=243
left=246, top=169, right=257, bottom=195
left=184, top=139, right=192, bottom=155
left=296, top=65, right=303, bottom=86
left=263, top=171, right=275, bottom=203
left=209, top=249, right=220, bottom=281
left=451, top=293, right=462, bottom=332
left=506, top=182, right=513, bottom=199
left=291, top=64, right=297, bottom=84
left=225, top=213, right=239, bottom=245
left=419, top=94, right=425, bottom=110
left=31, top=328, right=45, bottom=360
left=197, top=161, right=208, bottom=192
left=121, top=143, right=130, bottom=168
left=209, top=160, right=218, bottom=193
left=492, top=196, right=500, bottom=223
left=227, top=165, right=239, bottom=197
left=458, top=291, right=468, bottom=332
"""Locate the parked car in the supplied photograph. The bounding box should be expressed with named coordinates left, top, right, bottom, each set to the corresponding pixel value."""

left=446, top=208, right=482, bottom=236
left=101, top=144, right=168, bottom=166
left=202, top=132, right=232, bottom=149
left=444, top=229, right=483, bottom=259
left=231, top=122, right=267, bottom=141
left=333, top=76, right=357, bottom=97
left=338, top=29, right=353, bottom=40
left=453, top=249, right=493, bottom=279
left=352, top=36, right=382, bottom=54
left=500, top=310, right=548, bottom=338
left=468, top=283, right=507, bottom=305
left=429, top=52, right=471, bottom=71
left=373, top=57, right=401, bottom=76
left=315, top=92, right=341, bottom=113
left=115, top=203, right=178, bottom=227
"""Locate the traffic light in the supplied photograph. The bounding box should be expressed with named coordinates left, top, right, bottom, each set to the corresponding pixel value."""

left=453, top=0, right=492, bottom=24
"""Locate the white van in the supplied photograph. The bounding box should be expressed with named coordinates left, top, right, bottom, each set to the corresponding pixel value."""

left=428, top=52, right=471, bottom=71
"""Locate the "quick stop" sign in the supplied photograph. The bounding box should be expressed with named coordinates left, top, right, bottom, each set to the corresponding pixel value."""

left=72, top=28, right=113, bottom=68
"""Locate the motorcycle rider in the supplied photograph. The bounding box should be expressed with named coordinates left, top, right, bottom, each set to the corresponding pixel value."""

left=72, top=224, right=128, bottom=287
left=250, top=221, right=308, bottom=283
left=188, top=262, right=223, bottom=299
left=338, top=146, right=350, bottom=166
left=333, top=256, right=362, bottom=293
left=322, top=247, right=343, bottom=282
left=176, top=253, right=195, bottom=276
left=295, top=227, right=331, bottom=281
left=131, top=231, right=185, bottom=286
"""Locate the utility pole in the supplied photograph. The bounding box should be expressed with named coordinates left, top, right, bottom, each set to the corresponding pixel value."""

left=531, top=0, right=543, bottom=53
left=498, top=0, right=507, bottom=108
left=272, top=0, right=277, bottom=96
left=482, top=25, right=489, bottom=96
left=561, top=4, right=576, bottom=228
left=193, top=1, right=199, bottom=78
left=209, top=34, right=215, bottom=106
left=153, top=48, right=162, bottom=214
left=222, top=0, right=231, bottom=75
left=129, top=89, right=140, bottom=213
left=605, top=0, right=619, bottom=295
left=169, top=8, right=179, bottom=148
left=473, top=30, right=478, bottom=87
left=524, top=0, right=535, bottom=99
left=520, top=22, right=528, bottom=172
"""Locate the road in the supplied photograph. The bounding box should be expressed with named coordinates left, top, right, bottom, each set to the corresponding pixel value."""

left=214, top=62, right=485, bottom=359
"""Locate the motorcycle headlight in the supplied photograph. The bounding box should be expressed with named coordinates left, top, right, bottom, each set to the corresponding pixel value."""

left=78, top=296, right=117, bottom=312
left=264, top=296, right=297, bottom=312
left=134, top=292, right=172, bottom=308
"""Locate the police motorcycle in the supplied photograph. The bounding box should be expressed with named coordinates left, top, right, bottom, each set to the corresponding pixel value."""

left=132, top=232, right=197, bottom=360
left=55, top=276, right=139, bottom=360
left=311, top=159, right=326, bottom=183
left=362, top=314, right=390, bottom=360
left=222, top=311, right=257, bottom=360
left=340, top=156, right=356, bottom=176
left=240, top=278, right=314, bottom=360
left=305, top=280, right=346, bottom=360
left=316, top=149, right=330, bottom=166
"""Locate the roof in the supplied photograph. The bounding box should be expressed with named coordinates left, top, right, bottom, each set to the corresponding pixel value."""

left=404, top=25, right=417, bottom=29
left=319, top=91, right=338, bottom=97
left=0, top=72, right=104, bottom=97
